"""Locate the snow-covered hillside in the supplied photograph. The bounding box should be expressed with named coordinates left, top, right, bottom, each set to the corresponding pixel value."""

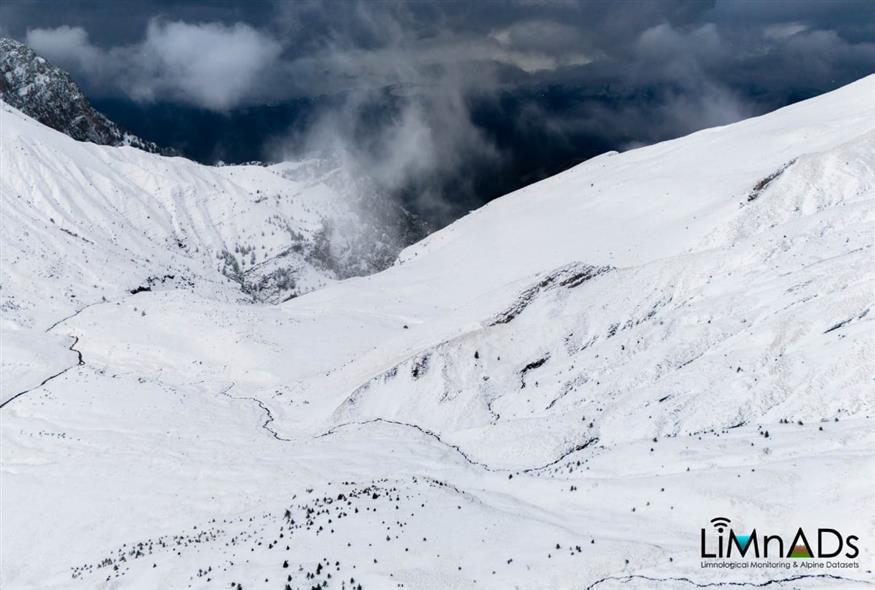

left=0, top=100, right=414, bottom=401
left=2, top=75, right=874, bottom=590
left=0, top=102, right=414, bottom=318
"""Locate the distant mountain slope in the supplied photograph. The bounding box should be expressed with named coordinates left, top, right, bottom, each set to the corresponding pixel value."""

left=0, top=37, right=172, bottom=154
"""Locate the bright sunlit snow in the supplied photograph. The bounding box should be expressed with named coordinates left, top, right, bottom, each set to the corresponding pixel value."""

left=2, top=76, right=874, bottom=589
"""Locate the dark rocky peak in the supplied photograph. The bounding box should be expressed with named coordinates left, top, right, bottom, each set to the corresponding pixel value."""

left=0, top=37, right=174, bottom=155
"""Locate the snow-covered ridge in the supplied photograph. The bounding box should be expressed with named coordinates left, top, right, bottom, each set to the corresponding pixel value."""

left=305, top=75, right=875, bottom=466
left=2, top=75, right=874, bottom=589
left=0, top=100, right=413, bottom=332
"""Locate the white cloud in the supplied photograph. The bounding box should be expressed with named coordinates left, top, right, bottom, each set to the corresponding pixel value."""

left=27, top=25, right=102, bottom=75
left=132, top=20, right=281, bottom=109
left=27, top=20, right=282, bottom=110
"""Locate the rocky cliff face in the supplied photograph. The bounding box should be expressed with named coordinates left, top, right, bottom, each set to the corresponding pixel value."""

left=0, top=37, right=173, bottom=155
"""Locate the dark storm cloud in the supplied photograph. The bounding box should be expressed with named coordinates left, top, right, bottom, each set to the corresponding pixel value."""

left=0, top=1, right=697, bottom=103
left=6, top=0, right=872, bottom=111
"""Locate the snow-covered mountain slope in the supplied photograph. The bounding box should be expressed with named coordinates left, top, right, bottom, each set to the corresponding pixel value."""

left=0, top=100, right=411, bottom=399
left=0, top=37, right=171, bottom=154
left=1, top=101, right=417, bottom=315
left=2, top=76, right=875, bottom=589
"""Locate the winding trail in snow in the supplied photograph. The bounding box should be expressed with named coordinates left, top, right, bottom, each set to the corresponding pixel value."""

left=1, top=299, right=110, bottom=410
left=0, top=335, right=84, bottom=409
left=319, top=417, right=496, bottom=470
left=319, top=417, right=601, bottom=474
left=0, top=302, right=104, bottom=409
left=218, top=382, right=293, bottom=442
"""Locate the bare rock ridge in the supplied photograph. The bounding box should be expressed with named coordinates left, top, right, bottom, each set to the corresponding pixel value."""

left=0, top=37, right=174, bottom=155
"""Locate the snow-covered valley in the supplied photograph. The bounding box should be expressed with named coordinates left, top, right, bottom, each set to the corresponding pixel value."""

left=2, top=74, right=875, bottom=589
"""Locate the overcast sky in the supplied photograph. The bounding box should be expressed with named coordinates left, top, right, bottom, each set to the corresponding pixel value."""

left=3, top=0, right=875, bottom=223
left=4, top=0, right=873, bottom=110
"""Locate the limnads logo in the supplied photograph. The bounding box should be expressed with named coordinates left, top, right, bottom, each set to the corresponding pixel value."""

left=700, top=517, right=859, bottom=559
